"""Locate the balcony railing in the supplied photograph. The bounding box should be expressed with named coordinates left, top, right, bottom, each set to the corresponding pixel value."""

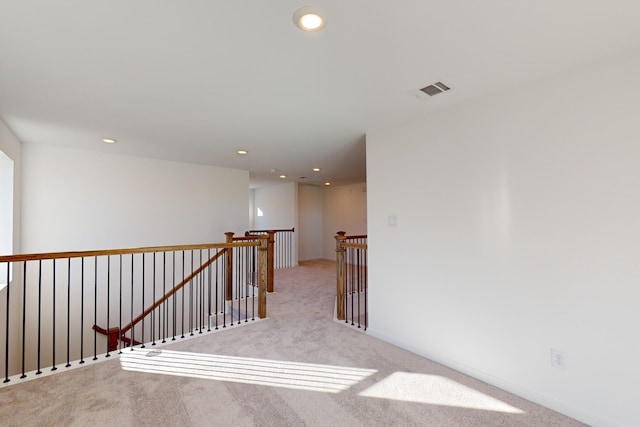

left=246, top=228, right=295, bottom=269
left=0, top=233, right=268, bottom=384
left=245, top=228, right=295, bottom=292
left=335, top=232, right=368, bottom=331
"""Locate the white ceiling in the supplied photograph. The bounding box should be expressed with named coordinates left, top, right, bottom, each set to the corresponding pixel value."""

left=1, top=1, right=640, bottom=188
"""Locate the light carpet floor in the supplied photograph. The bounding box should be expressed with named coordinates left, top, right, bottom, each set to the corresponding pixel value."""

left=0, top=260, right=585, bottom=426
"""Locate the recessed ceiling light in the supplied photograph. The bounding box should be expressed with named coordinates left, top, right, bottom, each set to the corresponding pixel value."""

left=293, top=7, right=325, bottom=32
left=324, top=182, right=331, bottom=186
left=280, top=175, right=287, bottom=179
left=237, top=150, right=248, bottom=155
left=102, top=138, right=117, bottom=144
left=313, top=168, right=321, bottom=172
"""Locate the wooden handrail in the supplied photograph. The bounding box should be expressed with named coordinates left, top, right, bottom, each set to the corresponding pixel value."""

left=343, top=234, right=367, bottom=239
left=246, top=228, right=294, bottom=234
left=119, top=249, right=226, bottom=335
left=232, top=235, right=265, bottom=241
left=0, top=241, right=259, bottom=263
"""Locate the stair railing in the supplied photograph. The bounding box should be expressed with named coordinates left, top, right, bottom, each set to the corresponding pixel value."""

left=0, top=233, right=268, bottom=384
left=335, top=231, right=368, bottom=330
left=246, top=228, right=295, bottom=269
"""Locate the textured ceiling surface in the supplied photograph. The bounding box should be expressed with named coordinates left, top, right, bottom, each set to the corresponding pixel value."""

left=1, top=1, right=639, bottom=187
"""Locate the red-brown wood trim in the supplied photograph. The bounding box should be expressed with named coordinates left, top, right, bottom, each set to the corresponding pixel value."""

left=0, top=241, right=259, bottom=263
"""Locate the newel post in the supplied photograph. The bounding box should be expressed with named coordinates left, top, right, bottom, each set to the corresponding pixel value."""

left=258, top=235, right=268, bottom=318
left=225, top=232, right=234, bottom=301
left=267, top=230, right=276, bottom=292
left=335, top=231, right=347, bottom=321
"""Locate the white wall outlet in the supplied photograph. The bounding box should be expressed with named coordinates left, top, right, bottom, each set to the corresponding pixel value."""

left=550, top=349, right=567, bottom=370
left=388, top=215, right=398, bottom=227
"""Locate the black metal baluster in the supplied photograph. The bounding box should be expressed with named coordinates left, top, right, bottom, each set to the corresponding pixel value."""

left=190, top=250, right=194, bottom=336
left=4, top=262, right=11, bottom=383
left=343, top=247, right=348, bottom=324
left=237, top=246, right=242, bottom=323
left=357, top=248, right=361, bottom=329
left=200, top=250, right=204, bottom=333
left=244, top=246, right=249, bottom=322
left=119, top=254, right=122, bottom=353
left=215, top=252, right=219, bottom=330
left=172, top=251, right=176, bottom=341
left=162, top=251, right=166, bottom=343
left=36, top=260, right=42, bottom=374
left=152, top=252, right=156, bottom=346
left=51, top=260, right=57, bottom=370
left=141, top=254, right=145, bottom=348
left=222, top=250, right=226, bottom=329
left=197, top=250, right=201, bottom=333
left=20, top=262, right=26, bottom=378
left=207, top=248, right=211, bottom=332
left=231, top=247, right=237, bottom=326
left=80, top=258, right=85, bottom=364
left=252, top=245, right=256, bottom=321
left=130, top=254, right=134, bottom=351
left=65, top=259, right=71, bottom=367
left=181, top=251, right=185, bottom=339
left=345, top=247, right=349, bottom=324
left=105, top=255, right=111, bottom=357
left=236, top=246, right=241, bottom=324
left=93, top=256, right=98, bottom=361
left=196, top=251, right=200, bottom=334
left=350, top=248, right=355, bottom=326
left=106, top=256, right=111, bottom=357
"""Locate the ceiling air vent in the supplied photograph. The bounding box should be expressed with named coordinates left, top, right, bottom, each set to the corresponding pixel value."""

left=420, top=81, right=450, bottom=96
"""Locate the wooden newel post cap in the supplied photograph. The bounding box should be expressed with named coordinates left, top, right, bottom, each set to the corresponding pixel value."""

left=336, top=231, right=347, bottom=239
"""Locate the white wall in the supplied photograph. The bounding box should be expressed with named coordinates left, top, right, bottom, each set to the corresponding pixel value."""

left=21, top=145, right=249, bottom=252
left=367, top=50, right=640, bottom=427
left=9, top=144, right=249, bottom=375
left=252, top=182, right=298, bottom=264
left=0, top=153, right=13, bottom=258
left=322, top=182, right=367, bottom=259
left=0, top=118, right=21, bottom=256
left=252, top=182, right=297, bottom=231
left=298, top=184, right=324, bottom=261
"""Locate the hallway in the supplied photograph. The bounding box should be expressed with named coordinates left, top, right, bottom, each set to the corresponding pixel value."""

left=0, top=260, right=584, bottom=426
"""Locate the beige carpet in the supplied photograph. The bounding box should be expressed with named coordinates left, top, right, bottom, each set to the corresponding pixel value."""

left=0, top=260, right=585, bottom=426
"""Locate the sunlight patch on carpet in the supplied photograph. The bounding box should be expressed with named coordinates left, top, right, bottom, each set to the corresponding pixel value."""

left=359, top=372, right=525, bottom=414
left=120, top=348, right=376, bottom=393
